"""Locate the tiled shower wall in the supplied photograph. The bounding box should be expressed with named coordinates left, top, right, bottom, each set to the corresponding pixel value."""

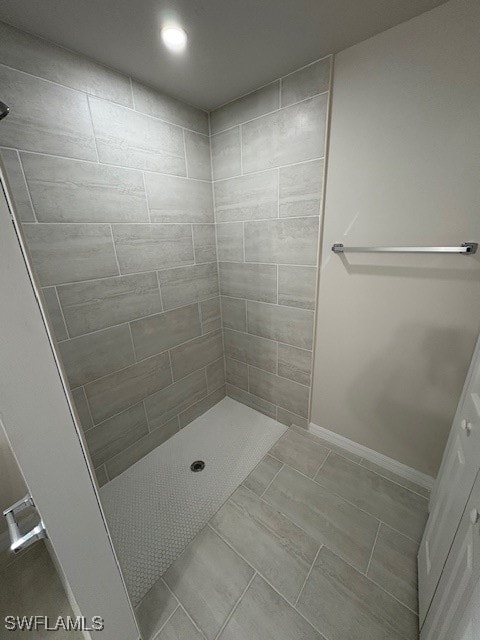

left=0, top=22, right=224, bottom=484
left=210, top=58, right=331, bottom=428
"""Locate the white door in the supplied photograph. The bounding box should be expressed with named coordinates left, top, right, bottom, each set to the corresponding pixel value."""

left=421, top=469, right=480, bottom=639
left=418, top=335, right=480, bottom=625
left=0, top=168, right=139, bottom=640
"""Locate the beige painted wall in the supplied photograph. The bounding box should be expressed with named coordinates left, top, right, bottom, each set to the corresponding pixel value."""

left=311, top=0, right=480, bottom=477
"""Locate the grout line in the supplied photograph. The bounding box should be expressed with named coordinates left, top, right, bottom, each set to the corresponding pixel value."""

left=314, top=449, right=331, bottom=478
left=177, top=603, right=209, bottom=640
left=108, top=224, right=122, bottom=275
left=141, top=171, right=151, bottom=223
left=127, top=322, right=138, bottom=362
left=85, top=95, right=101, bottom=163
left=365, top=521, right=381, bottom=575
left=149, top=604, right=180, bottom=640
left=190, top=223, right=196, bottom=263
left=155, top=271, right=165, bottom=312
left=53, top=285, right=71, bottom=340
left=217, top=256, right=317, bottom=267
left=213, top=571, right=257, bottom=640
left=211, top=155, right=325, bottom=183
left=358, top=459, right=429, bottom=500
left=294, top=544, right=322, bottom=607
left=260, top=462, right=284, bottom=498
left=16, top=150, right=38, bottom=222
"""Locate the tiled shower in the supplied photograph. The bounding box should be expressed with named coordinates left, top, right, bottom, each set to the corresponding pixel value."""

left=0, top=20, right=330, bottom=485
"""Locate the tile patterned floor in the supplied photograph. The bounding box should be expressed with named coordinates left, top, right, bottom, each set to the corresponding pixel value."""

left=135, top=424, right=429, bottom=640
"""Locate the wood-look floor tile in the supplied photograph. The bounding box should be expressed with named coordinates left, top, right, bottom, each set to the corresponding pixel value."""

left=242, top=455, right=283, bottom=496
left=269, top=429, right=329, bottom=477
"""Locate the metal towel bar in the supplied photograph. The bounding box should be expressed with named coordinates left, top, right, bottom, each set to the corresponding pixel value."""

left=332, top=242, right=478, bottom=255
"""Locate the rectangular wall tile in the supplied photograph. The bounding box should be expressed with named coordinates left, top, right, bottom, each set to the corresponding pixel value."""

left=206, top=358, right=226, bottom=392
left=144, top=369, right=207, bottom=429
left=242, top=94, right=327, bottom=173
left=219, top=262, right=277, bottom=303
left=244, top=217, right=319, bottom=265
left=226, top=383, right=276, bottom=419
left=200, top=297, right=221, bottom=334
left=216, top=222, right=244, bottom=262
left=71, top=386, right=94, bottom=431
left=21, top=153, right=148, bottom=223
left=144, top=172, right=213, bottom=223
left=112, top=223, right=193, bottom=274
left=23, top=223, right=119, bottom=286
left=89, top=97, right=186, bottom=174
left=226, top=358, right=248, bottom=391
left=278, top=265, right=317, bottom=310
left=249, top=366, right=309, bottom=417
left=224, top=328, right=277, bottom=373
left=211, top=128, right=241, bottom=180
left=179, top=386, right=226, bottom=429
left=185, top=131, right=212, bottom=180
left=59, top=324, right=135, bottom=388
left=132, top=81, right=208, bottom=134
left=170, top=330, right=224, bottom=380
left=193, top=224, right=217, bottom=264
left=0, top=148, right=35, bottom=221
left=130, top=303, right=202, bottom=361
left=276, top=407, right=308, bottom=430
left=221, top=297, right=246, bottom=332
left=85, top=352, right=172, bottom=423
left=57, top=272, right=162, bottom=338
left=86, top=403, right=149, bottom=467
left=279, top=160, right=324, bottom=218
left=210, top=82, right=279, bottom=134
left=247, top=301, right=314, bottom=349
left=214, top=171, right=278, bottom=222
left=106, top=417, right=179, bottom=480
left=42, top=286, right=68, bottom=341
left=158, top=263, right=219, bottom=310
left=0, top=65, right=96, bottom=160
left=278, top=344, right=312, bottom=386
left=281, top=58, right=330, bottom=107
left=0, top=22, right=132, bottom=106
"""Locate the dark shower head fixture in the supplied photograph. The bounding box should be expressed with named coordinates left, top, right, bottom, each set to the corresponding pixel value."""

left=0, top=101, right=10, bottom=121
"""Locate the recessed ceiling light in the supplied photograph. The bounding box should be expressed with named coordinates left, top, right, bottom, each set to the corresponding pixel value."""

left=161, top=26, right=187, bottom=52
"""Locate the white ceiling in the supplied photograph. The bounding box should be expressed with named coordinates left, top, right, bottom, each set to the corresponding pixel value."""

left=0, top=0, right=448, bottom=110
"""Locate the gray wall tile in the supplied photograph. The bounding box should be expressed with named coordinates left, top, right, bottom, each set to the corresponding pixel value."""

left=59, top=324, right=135, bottom=388
left=0, top=65, right=96, bottom=160
left=95, top=465, right=109, bottom=486
left=242, top=94, right=327, bottom=173
left=85, top=352, right=172, bottom=423
left=276, top=407, right=308, bottom=430
left=219, top=262, right=277, bottom=303
left=224, top=328, right=277, bottom=373
left=249, top=366, right=309, bottom=417
left=221, top=297, right=246, bottom=332
left=57, top=272, right=162, bottom=337
left=170, top=330, right=224, bottom=380
left=200, top=298, right=221, bottom=334
left=277, top=344, right=312, bottom=386
left=245, top=217, right=319, bottom=265
left=279, top=160, right=324, bottom=218
left=179, top=386, right=226, bottom=429
left=42, top=286, right=68, bottom=341
left=193, top=224, right=217, bottom=264
left=214, top=171, right=278, bottom=222
left=278, top=265, right=317, bottom=310
left=144, top=370, right=207, bottom=429
left=106, top=417, right=179, bottom=480
left=210, top=82, right=280, bottom=134
left=86, top=403, right=149, bottom=467
left=0, top=22, right=132, bottom=106
left=216, top=222, right=244, bottom=262
left=21, top=153, right=148, bottom=223
left=211, top=128, right=241, bottom=180
left=130, top=303, right=202, bottom=361
left=23, top=223, right=119, bottom=286
left=0, top=148, right=35, bottom=221
left=281, top=58, right=331, bottom=107
left=247, top=301, right=314, bottom=349
left=225, top=358, right=248, bottom=391
left=71, top=386, right=94, bottom=431
left=185, top=131, right=212, bottom=180
left=132, top=81, right=208, bottom=134
left=206, top=358, right=226, bottom=392
left=226, top=384, right=276, bottom=420
left=89, top=97, right=186, bottom=174
left=158, top=263, right=219, bottom=310
left=144, top=172, right=214, bottom=223
left=112, top=224, right=193, bottom=274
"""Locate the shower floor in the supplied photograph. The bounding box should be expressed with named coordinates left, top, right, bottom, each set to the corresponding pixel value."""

left=100, top=397, right=286, bottom=607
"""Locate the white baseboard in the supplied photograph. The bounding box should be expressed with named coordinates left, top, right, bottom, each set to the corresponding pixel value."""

left=308, top=421, right=435, bottom=491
